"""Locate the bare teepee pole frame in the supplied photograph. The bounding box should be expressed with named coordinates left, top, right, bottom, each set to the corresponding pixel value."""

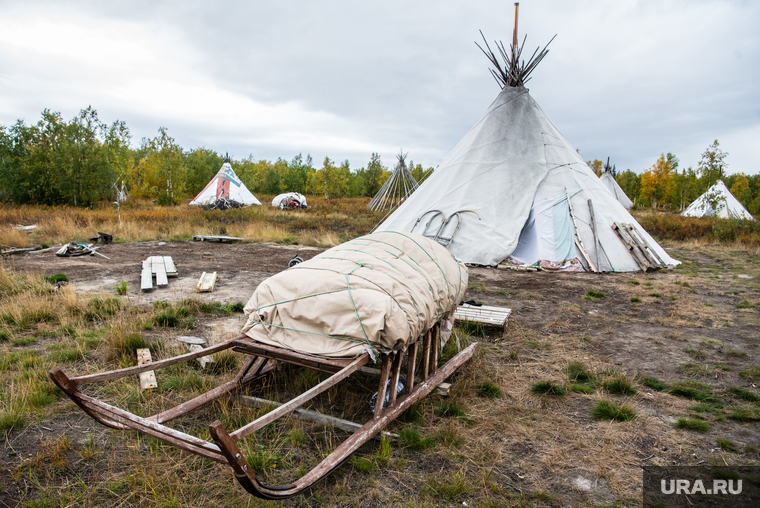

left=367, top=151, right=420, bottom=212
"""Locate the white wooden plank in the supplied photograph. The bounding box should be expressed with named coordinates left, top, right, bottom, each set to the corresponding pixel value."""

left=155, top=261, right=168, bottom=287
left=137, top=348, right=157, bottom=390
left=163, top=256, right=178, bottom=277
left=141, top=260, right=153, bottom=291
left=454, top=304, right=511, bottom=329
left=196, top=271, right=217, bottom=292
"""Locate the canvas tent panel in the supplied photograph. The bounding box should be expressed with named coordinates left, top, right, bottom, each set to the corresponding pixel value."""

left=509, top=199, right=575, bottom=265
left=600, top=172, right=633, bottom=209
left=379, top=88, right=552, bottom=266
left=241, top=232, right=467, bottom=359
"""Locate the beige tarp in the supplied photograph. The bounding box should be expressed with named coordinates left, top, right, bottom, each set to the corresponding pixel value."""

left=242, top=231, right=468, bottom=359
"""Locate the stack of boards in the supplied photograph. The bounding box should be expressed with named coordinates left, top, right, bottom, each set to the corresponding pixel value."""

left=141, top=256, right=178, bottom=291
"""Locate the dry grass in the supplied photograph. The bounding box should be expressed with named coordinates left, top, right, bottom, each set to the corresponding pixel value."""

left=0, top=197, right=382, bottom=249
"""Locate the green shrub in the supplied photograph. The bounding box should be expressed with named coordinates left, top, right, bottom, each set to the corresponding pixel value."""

left=590, top=400, right=636, bottom=421
left=673, top=418, right=710, bottom=432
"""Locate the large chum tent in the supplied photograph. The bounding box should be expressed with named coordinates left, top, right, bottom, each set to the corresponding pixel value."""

left=681, top=181, right=755, bottom=221
left=378, top=22, right=678, bottom=272
left=190, top=158, right=261, bottom=209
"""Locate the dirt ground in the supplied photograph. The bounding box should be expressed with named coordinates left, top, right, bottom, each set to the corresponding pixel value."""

left=3, top=240, right=760, bottom=507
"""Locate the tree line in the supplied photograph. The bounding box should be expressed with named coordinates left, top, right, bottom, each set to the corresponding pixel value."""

left=588, top=140, right=760, bottom=216
left=0, top=108, right=433, bottom=206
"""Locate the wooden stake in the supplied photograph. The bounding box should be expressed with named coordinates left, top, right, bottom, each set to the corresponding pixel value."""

left=513, top=3, right=520, bottom=52
left=588, top=199, right=600, bottom=271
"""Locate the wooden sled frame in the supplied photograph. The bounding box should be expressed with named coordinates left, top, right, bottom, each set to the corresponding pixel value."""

left=49, top=325, right=476, bottom=499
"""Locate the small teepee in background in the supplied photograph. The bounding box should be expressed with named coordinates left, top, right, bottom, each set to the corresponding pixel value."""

left=190, top=154, right=261, bottom=210
left=599, top=158, right=633, bottom=209
left=682, top=181, right=755, bottom=221
left=367, top=151, right=420, bottom=211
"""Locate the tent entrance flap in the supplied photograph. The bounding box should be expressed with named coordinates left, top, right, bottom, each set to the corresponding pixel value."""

left=508, top=197, right=575, bottom=266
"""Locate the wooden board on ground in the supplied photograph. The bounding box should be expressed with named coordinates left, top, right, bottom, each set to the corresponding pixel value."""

left=136, top=348, right=157, bottom=390
left=162, top=256, right=178, bottom=277
left=454, top=303, right=511, bottom=332
left=197, top=271, right=217, bottom=292
left=141, top=260, right=153, bottom=291
left=191, top=235, right=243, bottom=242
left=154, top=259, right=168, bottom=287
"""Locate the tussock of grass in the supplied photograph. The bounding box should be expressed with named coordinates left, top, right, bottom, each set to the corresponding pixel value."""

left=583, top=290, right=606, bottom=300
left=398, top=403, right=423, bottom=424
left=716, top=439, right=738, bottom=452
left=422, top=472, right=472, bottom=501
left=570, top=384, right=595, bottom=394
left=590, top=400, right=636, bottom=421
left=727, top=408, right=760, bottom=422
left=532, top=381, right=566, bottom=396
left=205, top=349, right=240, bottom=375
left=434, top=403, right=467, bottom=418
left=626, top=280, right=640, bottom=285
left=630, top=297, right=641, bottom=303
left=399, top=428, right=435, bottom=451
left=668, top=381, right=721, bottom=404
left=673, top=418, right=711, bottom=432
left=739, top=367, right=760, bottom=380
left=641, top=376, right=667, bottom=391
left=476, top=381, right=503, bottom=399
left=603, top=378, right=637, bottom=396
left=726, top=387, right=760, bottom=403
left=352, top=456, right=375, bottom=474
left=566, top=362, right=595, bottom=383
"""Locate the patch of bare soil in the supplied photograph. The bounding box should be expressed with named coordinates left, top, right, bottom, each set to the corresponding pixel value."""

left=2, top=241, right=759, bottom=507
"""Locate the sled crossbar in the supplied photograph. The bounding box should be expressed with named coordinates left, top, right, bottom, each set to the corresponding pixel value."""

left=49, top=326, right=476, bottom=499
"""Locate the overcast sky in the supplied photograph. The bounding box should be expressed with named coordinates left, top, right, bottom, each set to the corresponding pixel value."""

left=1, top=0, right=758, bottom=175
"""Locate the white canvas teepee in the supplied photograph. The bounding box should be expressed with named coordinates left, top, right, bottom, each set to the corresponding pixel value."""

left=190, top=160, right=261, bottom=209
left=367, top=152, right=420, bottom=211
left=378, top=31, right=678, bottom=272
left=682, top=181, right=755, bottom=221
left=599, top=159, right=633, bottom=209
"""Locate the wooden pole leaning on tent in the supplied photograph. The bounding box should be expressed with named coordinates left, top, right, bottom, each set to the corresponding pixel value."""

left=588, top=199, right=600, bottom=271
left=565, top=188, right=598, bottom=273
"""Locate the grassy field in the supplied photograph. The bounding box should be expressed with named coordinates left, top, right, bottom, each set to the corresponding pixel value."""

left=0, top=197, right=386, bottom=250
left=1, top=201, right=759, bottom=507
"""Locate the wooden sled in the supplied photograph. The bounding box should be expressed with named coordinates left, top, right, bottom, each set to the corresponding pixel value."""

left=49, top=324, right=476, bottom=499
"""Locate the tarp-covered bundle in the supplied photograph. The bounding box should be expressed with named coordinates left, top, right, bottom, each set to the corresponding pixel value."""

left=682, top=181, right=755, bottom=221
left=190, top=162, right=261, bottom=209
left=272, top=192, right=307, bottom=209
left=242, top=232, right=468, bottom=359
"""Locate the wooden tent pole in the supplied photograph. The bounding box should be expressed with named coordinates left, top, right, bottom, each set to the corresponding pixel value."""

left=513, top=3, right=519, bottom=59
left=565, top=188, right=598, bottom=273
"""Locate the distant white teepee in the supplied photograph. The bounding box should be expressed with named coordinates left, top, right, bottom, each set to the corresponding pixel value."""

left=682, top=181, right=755, bottom=221
left=367, top=151, right=419, bottom=211
left=190, top=155, right=261, bottom=210
left=599, top=158, right=633, bottom=209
